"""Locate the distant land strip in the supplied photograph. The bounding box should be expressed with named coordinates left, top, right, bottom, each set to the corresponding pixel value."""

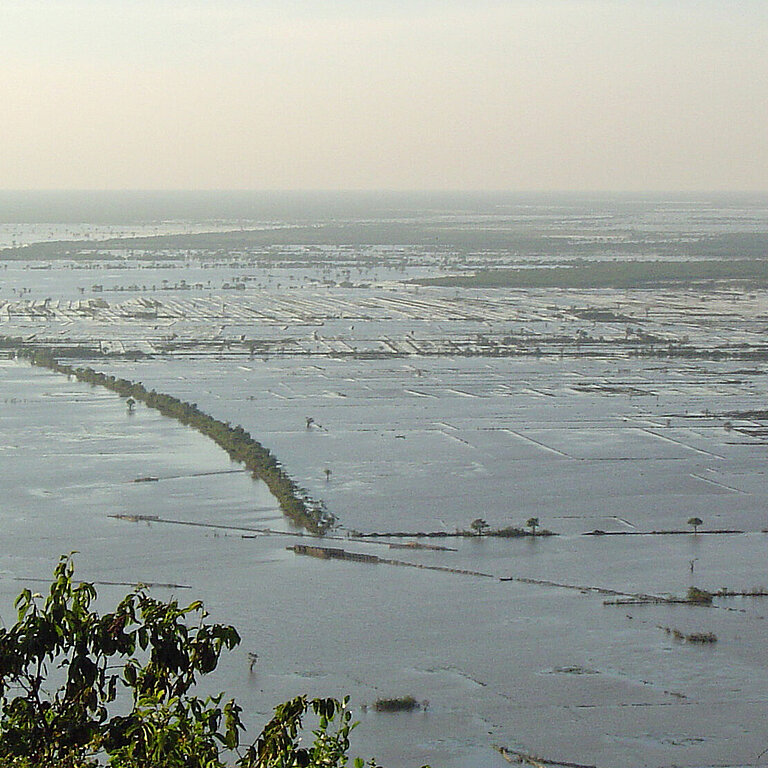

left=1, top=227, right=767, bottom=260
left=582, top=528, right=744, bottom=536
left=13, top=346, right=334, bottom=535
left=415, top=258, right=768, bottom=290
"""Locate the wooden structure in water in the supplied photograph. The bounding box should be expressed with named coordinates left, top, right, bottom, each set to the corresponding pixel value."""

left=289, top=544, right=379, bottom=564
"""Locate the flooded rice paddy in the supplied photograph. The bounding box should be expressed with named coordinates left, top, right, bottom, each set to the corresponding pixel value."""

left=2, top=193, right=768, bottom=767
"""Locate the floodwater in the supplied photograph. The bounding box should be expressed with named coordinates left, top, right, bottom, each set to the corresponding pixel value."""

left=2, top=193, right=768, bottom=767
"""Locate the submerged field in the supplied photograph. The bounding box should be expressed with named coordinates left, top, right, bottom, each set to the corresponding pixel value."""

left=2, top=193, right=768, bottom=767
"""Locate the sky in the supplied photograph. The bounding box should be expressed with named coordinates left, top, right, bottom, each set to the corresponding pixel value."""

left=2, top=0, right=767, bottom=191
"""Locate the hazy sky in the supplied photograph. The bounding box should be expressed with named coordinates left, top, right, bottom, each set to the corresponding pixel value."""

left=2, top=1, right=767, bottom=191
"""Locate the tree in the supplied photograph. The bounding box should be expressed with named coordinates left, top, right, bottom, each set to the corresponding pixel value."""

left=526, top=517, right=540, bottom=536
left=126, top=397, right=136, bottom=412
left=687, top=516, right=703, bottom=535
left=470, top=518, right=489, bottom=536
left=0, top=555, right=379, bottom=768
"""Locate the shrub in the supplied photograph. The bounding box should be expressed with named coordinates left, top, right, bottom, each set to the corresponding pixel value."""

left=373, top=696, right=420, bottom=713
left=0, top=556, right=376, bottom=768
left=686, top=587, right=714, bottom=605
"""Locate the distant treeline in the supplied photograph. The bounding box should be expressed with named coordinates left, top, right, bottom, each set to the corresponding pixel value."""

left=15, top=347, right=334, bottom=535
left=2, top=227, right=766, bottom=262
left=418, top=258, right=768, bottom=290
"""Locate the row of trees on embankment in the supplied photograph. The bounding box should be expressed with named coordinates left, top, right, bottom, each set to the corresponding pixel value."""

left=352, top=517, right=558, bottom=539
left=14, top=346, right=335, bottom=535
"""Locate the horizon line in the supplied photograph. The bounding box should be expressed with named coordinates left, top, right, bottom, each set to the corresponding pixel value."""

left=2, top=188, right=768, bottom=196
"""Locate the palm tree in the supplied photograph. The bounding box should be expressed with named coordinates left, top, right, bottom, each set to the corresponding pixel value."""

left=687, top=517, right=703, bottom=535
left=126, top=397, right=136, bottom=413
left=526, top=517, right=540, bottom=536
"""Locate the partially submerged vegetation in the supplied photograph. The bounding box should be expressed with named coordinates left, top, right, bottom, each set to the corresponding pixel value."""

left=713, top=587, right=768, bottom=598
left=354, top=523, right=558, bottom=539
left=604, top=586, right=716, bottom=607
left=373, top=696, right=422, bottom=713
left=488, top=525, right=556, bottom=538
left=15, top=346, right=334, bottom=534
left=470, top=516, right=556, bottom=537
left=659, top=626, right=718, bottom=644
left=687, top=586, right=714, bottom=605
left=584, top=528, right=742, bottom=536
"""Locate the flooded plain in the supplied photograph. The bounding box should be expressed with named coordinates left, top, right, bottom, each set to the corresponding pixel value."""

left=2, top=193, right=768, bottom=767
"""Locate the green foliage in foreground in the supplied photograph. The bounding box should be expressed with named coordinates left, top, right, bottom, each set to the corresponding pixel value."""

left=0, top=556, right=380, bottom=768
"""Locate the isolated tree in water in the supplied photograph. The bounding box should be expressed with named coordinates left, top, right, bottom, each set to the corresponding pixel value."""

left=687, top=516, right=703, bottom=535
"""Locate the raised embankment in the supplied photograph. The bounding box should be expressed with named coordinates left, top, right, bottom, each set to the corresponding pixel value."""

left=15, top=347, right=334, bottom=534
